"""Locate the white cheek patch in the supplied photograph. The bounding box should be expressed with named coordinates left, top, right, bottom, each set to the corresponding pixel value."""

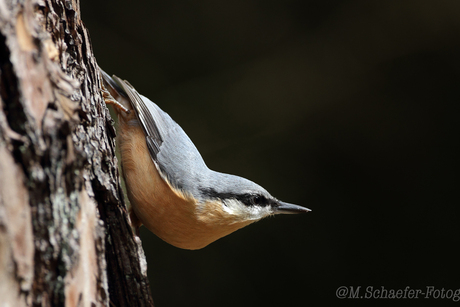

left=222, top=199, right=273, bottom=221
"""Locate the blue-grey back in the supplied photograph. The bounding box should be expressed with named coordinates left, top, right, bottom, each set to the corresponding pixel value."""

left=140, top=95, right=271, bottom=203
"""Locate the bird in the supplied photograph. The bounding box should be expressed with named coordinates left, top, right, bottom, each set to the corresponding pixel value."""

left=100, top=68, right=310, bottom=250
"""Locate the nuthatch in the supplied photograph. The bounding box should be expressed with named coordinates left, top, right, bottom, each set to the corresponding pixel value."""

left=100, top=68, right=310, bottom=250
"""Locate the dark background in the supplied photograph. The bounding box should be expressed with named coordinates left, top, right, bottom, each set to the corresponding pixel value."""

left=81, top=1, right=459, bottom=306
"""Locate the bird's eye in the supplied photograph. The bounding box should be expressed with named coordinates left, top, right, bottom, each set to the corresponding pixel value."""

left=252, top=195, right=264, bottom=205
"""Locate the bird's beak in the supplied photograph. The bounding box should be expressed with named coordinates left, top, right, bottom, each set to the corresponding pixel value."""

left=275, top=201, right=311, bottom=214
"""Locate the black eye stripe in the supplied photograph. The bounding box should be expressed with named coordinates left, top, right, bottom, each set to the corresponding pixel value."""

left=200, top=188, right=273, bottom=207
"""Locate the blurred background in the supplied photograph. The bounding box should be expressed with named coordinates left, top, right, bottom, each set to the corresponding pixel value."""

left=81, top=1, right=459, bottom=306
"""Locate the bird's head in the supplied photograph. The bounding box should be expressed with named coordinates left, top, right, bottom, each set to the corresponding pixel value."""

left=197, top=173, right=310, bottom=224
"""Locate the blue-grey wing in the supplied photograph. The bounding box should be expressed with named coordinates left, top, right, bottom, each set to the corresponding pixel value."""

left=111, top=76, right=164, bottom=161
left=108, top=75, right=209, bottom=195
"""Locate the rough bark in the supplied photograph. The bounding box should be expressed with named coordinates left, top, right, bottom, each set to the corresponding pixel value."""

left=0, top=0, right=153, bottom=306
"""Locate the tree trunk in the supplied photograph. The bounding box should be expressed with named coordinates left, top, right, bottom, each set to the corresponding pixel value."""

left=0, top=0, right=154, bottom=306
